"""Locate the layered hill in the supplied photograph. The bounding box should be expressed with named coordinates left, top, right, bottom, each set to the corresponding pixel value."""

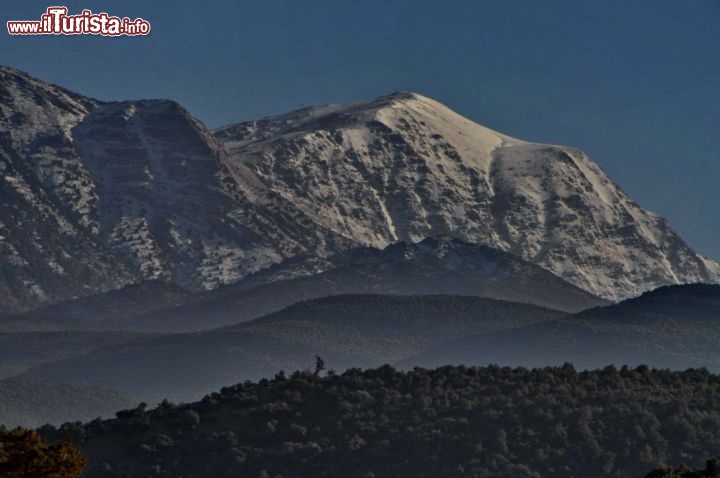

left=0, top=281, right=190, bottom=331
left=1, top=65, right=717, bottom=312
left=1, top=238, right=604, bottom=332
left=403, top=284, right=720, bottom=371
left=0, top=330, right=151, bottom=378
left=20, top=284, right=720, bottom=403
left=19, top=294, right=564, bottom=401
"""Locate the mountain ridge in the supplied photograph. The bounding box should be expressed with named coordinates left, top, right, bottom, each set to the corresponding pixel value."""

left=401, top=283, right=720, bottom=371
left=0, top=65, right=717, bottom=311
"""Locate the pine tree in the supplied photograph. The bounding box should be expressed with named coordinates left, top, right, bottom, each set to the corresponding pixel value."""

left=313, top=355, right=326, bottom=378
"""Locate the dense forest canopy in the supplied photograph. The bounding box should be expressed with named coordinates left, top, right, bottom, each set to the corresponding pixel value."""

left=41, top=364, right=720, bottom=478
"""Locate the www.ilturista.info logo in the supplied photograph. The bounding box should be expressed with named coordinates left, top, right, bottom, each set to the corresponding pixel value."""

left=7, top=7, right=150, bottom=36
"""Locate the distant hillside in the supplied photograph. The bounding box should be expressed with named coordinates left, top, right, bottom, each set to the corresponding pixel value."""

left=116, top=237, right=601, bottom=332
left=20, top=294, right=563, bottom=401
left=0, top=282, right=188, bottom=331
left=43, top=365, right=720, bottom=478
left=13, top=285, right=720, bottom=406
left=0, top=330, right=151, bottom=378
left=0, top=378, right=135, bottom=428
left=574, top=283, right=720, bottom=323
left=2, top=238, right=604, bottom=333
left=402, top=284, right=720, bottom=371
left=0, top=282, right=189, bottom=331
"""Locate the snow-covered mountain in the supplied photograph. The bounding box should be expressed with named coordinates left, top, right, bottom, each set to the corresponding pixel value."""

left=0, top=67, right=132, bottom=311
left=0, top=66, right=352, bottom=311
left=215, top=91, right=719, bottom=300
left=0, top=66, right=717, bottom=311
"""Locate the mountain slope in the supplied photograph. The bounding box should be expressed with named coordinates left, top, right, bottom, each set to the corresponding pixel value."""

left=401, top=284, right=720, bottom=371
left=0, top=281, right=189, bottom=331
left=1, top=66, right=717, bottom=311
left=215, top=92, right=719, bottom=300
left=0, top=66, right=353, bottom=312
left=211, top=236, right=607, bottom=313
left=0, top=67, right=133, bottom=311
left=19, top=294, right=564, bottom=401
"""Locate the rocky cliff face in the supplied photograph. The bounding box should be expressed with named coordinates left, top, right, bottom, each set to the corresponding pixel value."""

left=0, top=67, right=716, bottom=311
left=0, top=67, right=131, bottom=311
left=0, top=67, right=353, bottom=311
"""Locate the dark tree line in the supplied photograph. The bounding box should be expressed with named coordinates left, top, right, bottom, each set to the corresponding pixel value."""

left=41, top=364, right=720, bottom=478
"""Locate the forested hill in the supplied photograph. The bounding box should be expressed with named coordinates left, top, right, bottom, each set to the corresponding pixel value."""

left=44, top=364, right=720, bottom=478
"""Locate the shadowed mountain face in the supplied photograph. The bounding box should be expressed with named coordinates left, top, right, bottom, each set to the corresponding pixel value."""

left=19, top=294, right=564, bottom=402
left=0, top=68, right=131, bottom=312
left=1, top=237, right=605, bottom=333
left=0, top=66, right=353, bottom=312
left=401, top=284, right=720, bottom=371
left=0, top=66, right=716, bottom=313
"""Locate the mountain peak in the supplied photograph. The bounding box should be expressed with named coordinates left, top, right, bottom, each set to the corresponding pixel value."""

left=214, top=91, right=436, bottom=142
left=214, top=93, right=719, bottom=300
left=374, top=90, right=429, bottom=105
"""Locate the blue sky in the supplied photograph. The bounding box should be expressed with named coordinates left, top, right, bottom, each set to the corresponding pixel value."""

left=2, top=0, right=719, bottom=258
